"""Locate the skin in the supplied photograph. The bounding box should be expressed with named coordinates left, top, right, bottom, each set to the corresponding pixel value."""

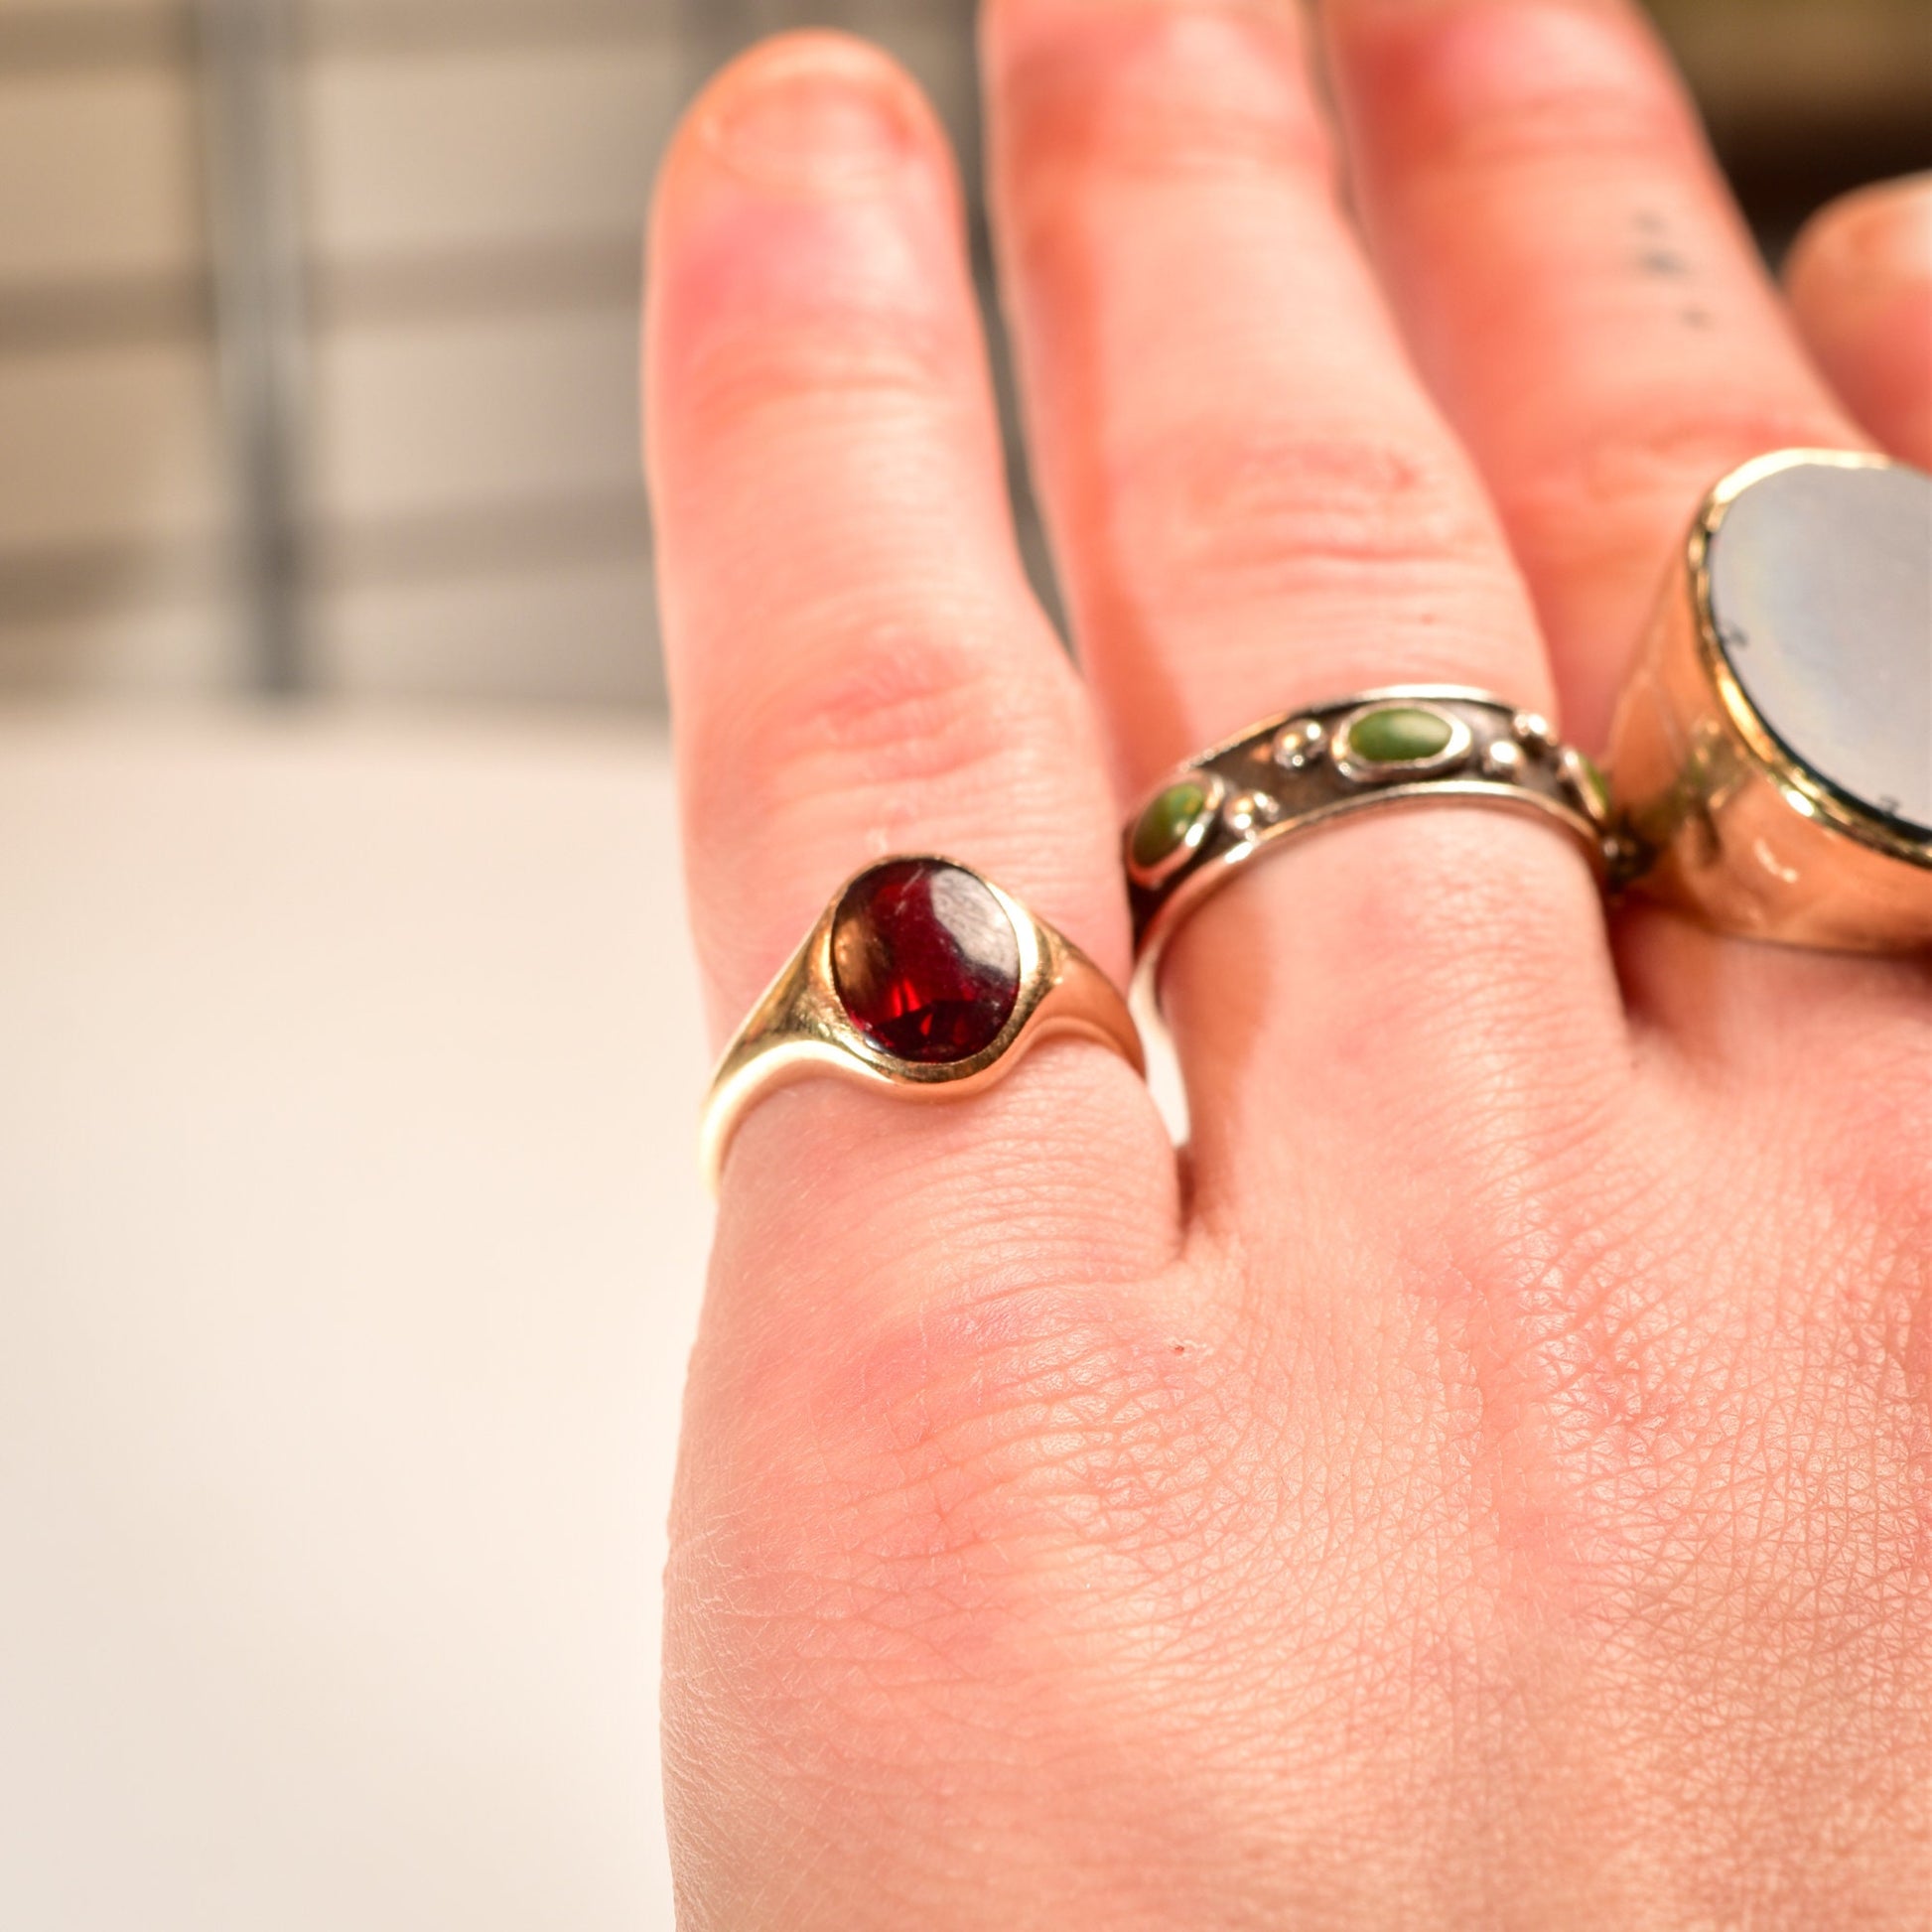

left=1786, top=175, right=1932, bottom=473
left=641, top=4, right=1931, bottom=1925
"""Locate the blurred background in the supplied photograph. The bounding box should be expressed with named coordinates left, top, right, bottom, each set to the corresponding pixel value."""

left=2, top=0, right=1927, bottom=712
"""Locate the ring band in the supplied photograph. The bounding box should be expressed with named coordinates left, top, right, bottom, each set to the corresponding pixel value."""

left=1606, top=449, right=1931, bottom=952
left=1124, top=686, right=1612, bottom=993
left=700, top=856, right=1143, bottom=1194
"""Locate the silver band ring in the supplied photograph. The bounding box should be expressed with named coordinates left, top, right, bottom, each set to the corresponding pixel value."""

left=1124, top=686, right=1613, bottom=997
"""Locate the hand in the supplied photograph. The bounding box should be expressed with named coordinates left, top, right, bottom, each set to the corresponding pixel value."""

left=642, top=7, right=1929, bottom=1925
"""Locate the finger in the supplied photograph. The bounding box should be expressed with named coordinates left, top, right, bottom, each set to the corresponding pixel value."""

left=983, top=0, right=1624, bottom=1189
left=1786, top=176, right=1932, bottom=470
left=646, top=34, right=1175, bottom=1285
left=1322, top=0, right=1865, bottom=750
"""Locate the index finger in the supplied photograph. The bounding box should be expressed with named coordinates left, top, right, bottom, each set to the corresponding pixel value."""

left=646, top=35, right=1176, bottom=1283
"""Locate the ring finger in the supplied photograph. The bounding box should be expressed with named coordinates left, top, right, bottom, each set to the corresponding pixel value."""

left=983, top=0, right=1627, bottom=1195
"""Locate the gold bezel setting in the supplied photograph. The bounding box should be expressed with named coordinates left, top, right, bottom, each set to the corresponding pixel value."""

left=1606, top=448, right=1931, bottom=951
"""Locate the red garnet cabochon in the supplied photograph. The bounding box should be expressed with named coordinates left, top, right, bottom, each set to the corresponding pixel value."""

left=830, top=860, right=1022, bottom=1063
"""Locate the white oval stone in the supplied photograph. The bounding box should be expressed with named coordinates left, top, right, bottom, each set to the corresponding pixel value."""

left=1707, top=456, right=1931, bottom=835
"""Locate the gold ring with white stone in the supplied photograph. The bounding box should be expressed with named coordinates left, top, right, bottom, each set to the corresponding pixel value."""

left=1124, top=687, right=1614, bottom=1000
left=1605, top=449, right=1931, bottom=953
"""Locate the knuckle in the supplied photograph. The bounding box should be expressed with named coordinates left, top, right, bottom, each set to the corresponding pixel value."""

left=1805, top=1027, right=1932, bottom=1311
left=1499, top=404, right=1849, bottom=574
left=998, top=3, right=1332, bottom=219
left=1372, top=0, right=1700, bottom=182
left=718, top=1283, right=1259, bottom=1646
left=678, top=310, right=967, bottom=448
left=663, top=1284, right=1266, bottom=1834
left=688, top=598, right=1085, bottom=852
left=864, top=1301, right=1246, bottom=1574
left=1114, top=417, right=1500, bottom=601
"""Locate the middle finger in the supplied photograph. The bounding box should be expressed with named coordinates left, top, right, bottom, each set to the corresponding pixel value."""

left=1320, top=0, right=1862, bottom=748
left=984, top=0, right=1624, bottom=1188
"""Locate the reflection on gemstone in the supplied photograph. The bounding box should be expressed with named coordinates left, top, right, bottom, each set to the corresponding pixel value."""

left=1708, top=456, right=1931, bottom=835
left=1132, top=779, right=1212, bottom=871
left=1560, top=748, right=1611, bottom=823
left=1348, top=704, right=1455, bottom=765
left=831, top=860, right=1021, bottom=1063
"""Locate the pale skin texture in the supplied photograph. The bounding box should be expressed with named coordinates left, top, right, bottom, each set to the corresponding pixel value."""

left=1786, top=174, right=1932, bottom=474
left=642, top=4, right=1932, bottom=1925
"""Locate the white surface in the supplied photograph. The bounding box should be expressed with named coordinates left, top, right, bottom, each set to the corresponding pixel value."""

left=0, top=713, right=711, bottom=1931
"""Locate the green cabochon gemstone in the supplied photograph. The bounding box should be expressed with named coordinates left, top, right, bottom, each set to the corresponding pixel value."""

left=1349, top=704, right=1454, bottom=764
left=1571, top=751, right=1610, bottom=818
left=1132, top=780, right=1209, bottom=869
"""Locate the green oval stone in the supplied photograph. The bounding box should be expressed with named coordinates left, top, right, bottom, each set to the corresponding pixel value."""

left=1132, top=779, right=1209, bottom=870
left=1568, top=751, right=1610, bottom=819
left=1350, top=704, right=1454, bottom=764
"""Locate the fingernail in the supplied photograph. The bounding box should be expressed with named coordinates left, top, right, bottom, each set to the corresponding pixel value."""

left=704, top=37, right=922, bottom=188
